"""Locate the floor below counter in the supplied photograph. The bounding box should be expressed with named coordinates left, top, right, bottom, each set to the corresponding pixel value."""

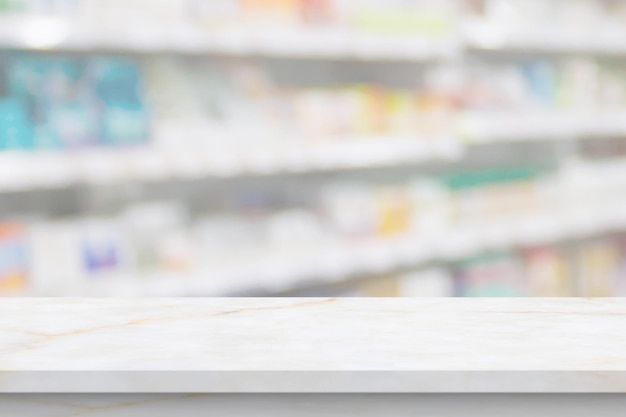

left=3, top=394, right=626, bottom=417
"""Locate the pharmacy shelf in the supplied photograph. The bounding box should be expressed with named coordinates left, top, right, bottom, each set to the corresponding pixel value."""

left=6, top=25, right=626, bottom=58
left=5, top=16, right=626, bottom=58
left=5, top=108, right=626, bottom=193
left=460, top=110, right=626, bottom=143
left=0, top=28, right=460, bottom=61
left=0, top=137, right=462, bottom=191
left=46, top=197, right=626, bottom=298
left=464, top=25, right=626, bottom=54
left=5, top=108, right=626, bottom=192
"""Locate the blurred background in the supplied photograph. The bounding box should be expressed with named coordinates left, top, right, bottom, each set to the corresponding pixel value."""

left=2, top=0, right=626, bottom=297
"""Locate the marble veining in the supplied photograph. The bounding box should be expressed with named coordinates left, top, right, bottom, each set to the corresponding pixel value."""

left=1, top=298, right=626, bottom=392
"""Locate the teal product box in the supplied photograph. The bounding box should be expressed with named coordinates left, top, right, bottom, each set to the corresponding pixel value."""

left=93, top=58, right=150, bottom=146
left=9, top=54, right=101, bottom=149
left=8, top=54, right=58, bottom=149
left=0, top=54, right=34, bottom=150
left=0, top=101, right=33, bottom=150
left=5, top=54, right=151, bottom=150
left=46, top=57, right=100, bottom=148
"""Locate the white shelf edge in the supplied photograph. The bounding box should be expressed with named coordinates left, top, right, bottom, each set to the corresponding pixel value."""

left=0, top=137, right=462, bottom=191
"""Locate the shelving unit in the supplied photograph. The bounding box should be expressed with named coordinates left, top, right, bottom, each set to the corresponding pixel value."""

left=45, top=198, right=626, bottom=297
left=0, top=137, right=463, bottom=190
left=3, top=0, right=626, bottom=298
left=0, top=32, right=460, bottom=61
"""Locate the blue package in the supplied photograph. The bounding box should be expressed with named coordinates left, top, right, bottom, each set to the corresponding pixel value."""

left=521, top=61, right=558, bottom=106
left=9, top=54, right=60, bottom=149
left=10, top=54, right=101, bottom=149
left=0, top=101, right=33, bottom=150
left=93, top=58, right=150, bottom=146
left=43, top=57, right=99, bottom=148
left=0, top=54, right=34, bottom=150
left=5, top=54, right=151, bottom=150
left=82, top=238, right=120, bottom=274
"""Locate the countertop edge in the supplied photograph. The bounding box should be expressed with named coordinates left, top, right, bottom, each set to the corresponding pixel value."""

left=2, top=370, right=626, bottom=393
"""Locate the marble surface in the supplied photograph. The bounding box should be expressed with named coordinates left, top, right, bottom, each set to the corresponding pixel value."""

left=1, top=298, right=626, bottom=392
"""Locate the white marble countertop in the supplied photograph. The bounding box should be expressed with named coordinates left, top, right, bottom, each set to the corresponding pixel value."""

left=1, top=298, right=625, bottom=393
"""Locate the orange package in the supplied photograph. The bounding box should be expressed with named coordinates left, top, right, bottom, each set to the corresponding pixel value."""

left=0, top=223, right=28, bottom=293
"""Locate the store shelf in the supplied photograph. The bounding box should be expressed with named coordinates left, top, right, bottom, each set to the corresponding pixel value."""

left=0, top=137, right=462, bottom=191
left=5, top=107, right=626, bottom=193
left=460, top=111, right=626, bottom=143
left=7, top=24, right=626, bottom=58
left=6, top=8, right=626, bottom=59
left=50, top=195, right=626, bottom=298
left=0, top=29, right=460, bottom=61
left=9, top=29, right=626, bottom=58
left=464, top=25, right=626, bottom=54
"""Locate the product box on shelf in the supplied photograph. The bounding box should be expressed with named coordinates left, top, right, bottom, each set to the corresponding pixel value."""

left=1, top=53, right=150, bottom=152
left=0, top=222, right=28, bottom=294
left=0, top=53, right=32, bottom=150
left=93, top=57, right=151, bottom=146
